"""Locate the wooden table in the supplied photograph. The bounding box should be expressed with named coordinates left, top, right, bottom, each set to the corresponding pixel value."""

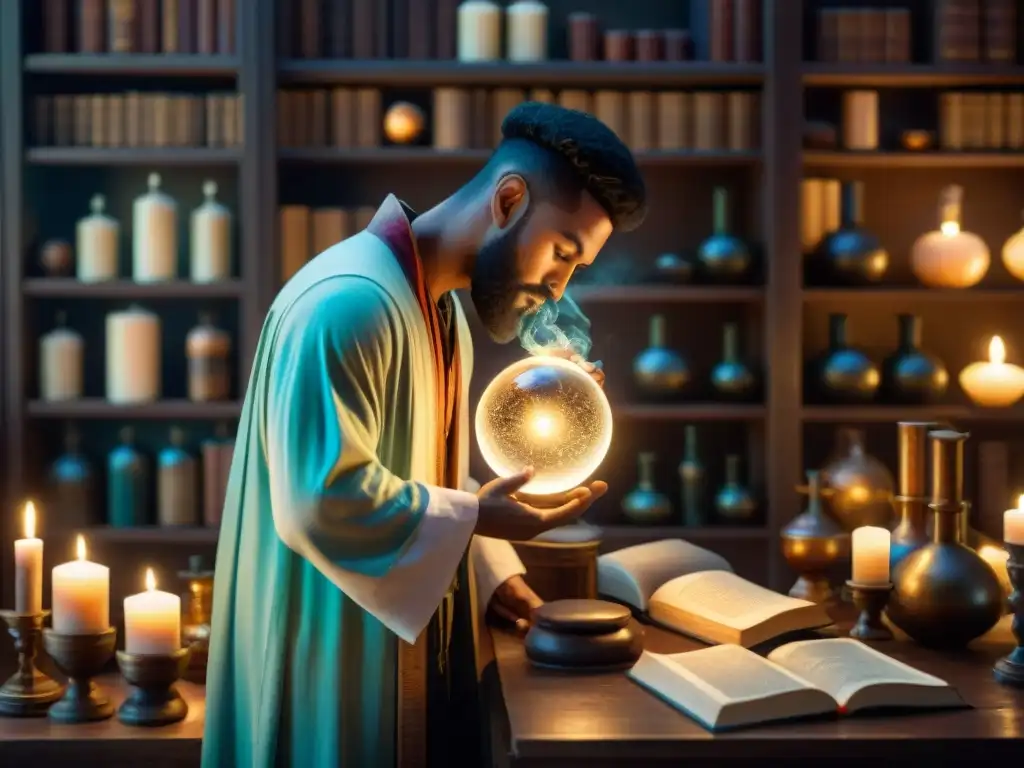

left=487, top=613, right=1024, bottom=766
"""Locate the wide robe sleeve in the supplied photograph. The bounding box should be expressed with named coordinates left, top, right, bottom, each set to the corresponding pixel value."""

left=265, top=276, right=479, bottom=645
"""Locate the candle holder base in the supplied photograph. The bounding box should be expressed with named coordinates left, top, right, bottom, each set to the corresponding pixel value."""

left=788, top=573, right=835, bottom=604
left=847, top=581, right=894, bottom=641
left=994, top=649, right=1024, bottom=687
left=994, top=543, right=1024, bottom=687
left=116, top=648, right=191, bottom=726
left=0, top=611, right=64, bottom=717
left=42, top=628, right=117, bottom=723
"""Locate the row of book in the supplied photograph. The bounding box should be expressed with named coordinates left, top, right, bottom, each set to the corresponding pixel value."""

left=277, top=87, right=761, bottom=155
left=939, top=91, right=1024, bottom=150
left=31, top=92, right=243, bottom=148
left=279, top=205, right=377, bottom=283
left=816, top=7, right=912, bottom=63
left=41, top=0, right=236, bottom=55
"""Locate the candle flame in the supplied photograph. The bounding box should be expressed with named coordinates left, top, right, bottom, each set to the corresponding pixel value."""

left=989, top=336, right=1006, bottom=364
left=145, top=568, right=156, bottom=591
left=940, top=221, right=960, bottom=236
left=76, top=535, right=86, bottom=561
left=24, top=501, right=36, bottom=539
left=1017, top=493, right=1024, bottom=511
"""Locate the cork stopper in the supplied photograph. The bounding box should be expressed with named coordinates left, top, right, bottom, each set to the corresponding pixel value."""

left=203, top=180, right=217, bottom=200
left=938, top=185, right=962, bottom=227
left=147, top=172, right=161, bottom=192
left=90, top=194, right=105, bottom=214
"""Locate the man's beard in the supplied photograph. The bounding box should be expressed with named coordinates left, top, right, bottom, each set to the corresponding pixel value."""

left=470, top=216, right=542, bottom=343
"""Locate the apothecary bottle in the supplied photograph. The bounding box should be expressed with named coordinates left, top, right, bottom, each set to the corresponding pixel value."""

left=48, top=425, right=97, bottom=529
left=621, top=452, right=673, bottom=524
left=677, top=425, right=705, bottom=526
left=158, top=428, right=200, bottom=527
left=76, top=194, right=119, bottom=282
left=190, top=180, right=232, bottom=282
left=132, top=172, right=178, bottom=282
left=186, top=313, right=232, bottom=401
left=39, top=311, right=84, bottom=401
left=107, top=427, right=152, bottom=527
left=633, top=314, right=689, bottom=397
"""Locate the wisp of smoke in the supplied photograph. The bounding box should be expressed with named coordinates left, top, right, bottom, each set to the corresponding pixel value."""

left=517, top=294, right=595, bottom=362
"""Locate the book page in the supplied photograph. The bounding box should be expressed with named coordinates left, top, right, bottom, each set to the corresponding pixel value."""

left=768, top=638, right=949, bottom=706
left=651, top=570, right=813, bottom=630
left=598, top=539, right=732, bottom=610
left=661, top=645, right=816, bottom=703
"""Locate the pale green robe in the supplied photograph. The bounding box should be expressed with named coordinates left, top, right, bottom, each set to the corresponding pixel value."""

left=201, top=227, right=525, bottom=767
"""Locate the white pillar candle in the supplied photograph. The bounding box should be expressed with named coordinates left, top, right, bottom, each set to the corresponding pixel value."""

left=52, top=536, right=110, bottom=634
left=506, top=0, right=549, bottom=62
left=105, top=306, right=161, bottom=403
left=1004, top=494, right=1024, bottom=544
left=852, top=526, right=891, bottom=585
left=457, top=0, right=502, bottom=61
left=14, top=502, right=43, bottom=615
left=124, top=568, right=181, bottom=655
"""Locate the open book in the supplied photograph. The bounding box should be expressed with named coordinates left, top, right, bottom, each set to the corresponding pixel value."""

left=629, top=638, right=965, bottom=732
left=598, top=540, right=831, bottom=646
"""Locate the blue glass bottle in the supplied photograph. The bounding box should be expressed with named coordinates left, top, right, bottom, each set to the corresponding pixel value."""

left=158, top=427, right=199, bottom=526
left=107, top=426, right=152, bottom=527
left=48, top=424, right=97, bottom=529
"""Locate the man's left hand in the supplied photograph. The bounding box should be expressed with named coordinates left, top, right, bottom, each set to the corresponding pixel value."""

left=488, top=575, right=542, bottom=634
left=541, top=349, right=605, bottom=388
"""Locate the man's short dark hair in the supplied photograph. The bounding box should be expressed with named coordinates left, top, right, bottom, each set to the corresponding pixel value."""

left=497, top=102, right=647, bottom=232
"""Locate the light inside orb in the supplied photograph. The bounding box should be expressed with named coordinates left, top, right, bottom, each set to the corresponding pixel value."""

left=475, top=355, right=613, bottom=495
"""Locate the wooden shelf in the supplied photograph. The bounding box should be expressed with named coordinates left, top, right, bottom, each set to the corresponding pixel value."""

left=278, top=147, right=762, bottom=167
left=801, top=405, right=1024, bottom=423
left=598, top=525, right=770, bottom=542
left=803, top=151, right=1024, bottom=168
left=24, top=54, right=239, bottom=77
left=71, top=526, right=219, bottom=545
left=277, top=59, right=766, bottom=87
left=23, top=278, right=244, bottom=299
left=804, top=287, right=1024, bottom=303
left=614, top=404, right=765, bottom=421
left=26, top=399, right=242, bottom=420
left=25, top=147, right=243, bottom=166
left=803, top=62, right=1024, bottom=87
left=570, top=285, right=763, bottom=303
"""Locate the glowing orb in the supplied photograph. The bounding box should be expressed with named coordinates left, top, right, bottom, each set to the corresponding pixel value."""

left=475, top=355, right=613, bottom=495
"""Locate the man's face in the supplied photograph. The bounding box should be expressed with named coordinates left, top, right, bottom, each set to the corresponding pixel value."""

left=471, top=188, right=613, bottom=343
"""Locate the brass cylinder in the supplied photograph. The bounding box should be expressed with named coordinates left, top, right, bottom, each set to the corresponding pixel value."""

left=929, top=429, right=968, bottom=506
left=897, top=421, right=935, bottom=498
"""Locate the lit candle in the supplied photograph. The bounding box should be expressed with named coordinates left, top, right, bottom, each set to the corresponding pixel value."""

left=1004, top=493, right=1024, bottom=545
left=852, top=526, right=891, bottom=585
left=124, top=568, right=180, bottom=655
left=52, top=535, right=110, bottom=634
left=14, top=501, right=43, bottom=614
left=958, top=336, right=1024, bottom=408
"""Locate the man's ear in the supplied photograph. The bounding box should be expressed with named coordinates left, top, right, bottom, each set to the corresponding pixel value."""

left=490, top=174, right=528, bottom=229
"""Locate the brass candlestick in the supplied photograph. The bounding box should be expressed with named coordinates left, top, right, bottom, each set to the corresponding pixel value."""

left=42, top=628, right=117, bottom=723
left=781, top=470, right=850, bottom=603
left=847, top=581, right=894, bottom=641
left=178, top=555, right=214, bottom=683
left=116, top=648, right=191, bottom=726
left=0, top=610, right=64, bottom=716
left=994, top=543, right=1024, bottom=687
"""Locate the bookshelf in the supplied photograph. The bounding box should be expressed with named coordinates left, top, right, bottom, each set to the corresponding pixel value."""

left=1, top=0, right=1022, bottom=610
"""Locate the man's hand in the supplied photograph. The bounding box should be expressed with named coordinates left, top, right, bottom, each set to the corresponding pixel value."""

left=488, top=575, right=542, bottom=634
left=474, top=469, right=607, bottom=541
left=541, top=349, right=605, bottom=388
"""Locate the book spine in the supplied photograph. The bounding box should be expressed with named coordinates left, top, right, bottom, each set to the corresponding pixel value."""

left=152, top=94, right=170, bottom=146
left=726, top=91, right=756, bottom=151
left=308, top=89, right=328, bottom=147
left=33, top=96, right=54, bottom=146
left=311, top=208, right=348, bottom=254
left=376, top=0, right=390, bottom=58
left=939, top=92, right=964, bottom=149
left=218, top=0, right=236, bottom=54
left=1006, top=93, right=1024, bottom=148
left=351, top=0, right=375, bottom=58
left=800, top=178, right=825, bottom=253
left=206, top=93, right=224, bottom=146
left=90, top=94, right=107, bottom=147
left=276, top=0, right=295, bottom=56
left=986, top=93, right=1005, bottom=148
left=234, top=93, right=244, bottom=146
left=593, top=91, right=626, bottom=143
left=196, top=0, right=217, bottom=54
left=135, top=0, right=159, bottom=52
left=934, top=0, right=982, bottom=62
left=432, top=88, right=470, bottom=149
left=557, top=89, right=591, bottom=114
left=408, top=0, right=433, bottom=58
left=627, top=91, right=655, bottom=153
left=817, top=10, right=839, bottom=62
left=107, top=94, right=125, bottom=146
left=54, top=96, right=74, bottom=145
left=178, top=0, right=198, bottom=53
left=355, top=88, right=382, bottom=147
left=982, top=0, right=1017, bottom=62
left=78, top=0, right=106, bottom=53
left=107, top=0, right=136, bottom=52
left=391, top=0, right=409, bottom=57
left=884, top=9, right=911, bottom=62
left=710, top=0, right=734, bottom=61
left=327, top=0, right=351, bottom=57
left=492, top=89, right=525, bottom=146
left=656, top=92, right=685, bottom=151
left=124, top=91, right=142, bottom=146
left=862, top=9, right=887, bottom=63
left=836, top=9, right=857, bottom=62
left=292, top=91, right=310, bottom=147
left=470, top=89, right=491, bottom=149
left=962, top=92, right=987, bottom=148
left=849, top=9, right=869, bottom=62
left=279, top=205, right=312, bottom=283
left=73, top=95, right=91, bottom=145
left=162, top=0, right=180, bottom=51
left=436, top=0, right=457, bottom=58
left=330, top=88, right=355, bottom=147
left=299, top=0, right=321, bottom=57
left=733, top=0, right=759, bottom=62
left=44, top=0, right=71, bottom=52
left=693, top=91, right=724, bottom=151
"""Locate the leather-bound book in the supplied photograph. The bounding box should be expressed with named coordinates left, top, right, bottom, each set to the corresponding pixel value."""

left=162, top=0, right=180, bottom=51
left=861, top=9, right=886, bottom=63
left=492, top=89, right=525, bottom=145
left=656, top=92, right=687, bottom=151
left=73, top=95, right=92, bottom=145
left=327, top=0, right=351, bottom=57
left=308, top=90, right=329, bottom=147
left=124, top=91, right=142, bottom=146
left=33, top=97, right=54, bottom=146
left=982, top=0, right=1017, bottom=62
left=107, top=0, right=136, bottom=52
left=733, top=0, right=760, bottom=61
left=299, top=0, right=321, bottom=57
left=106, top=95, right=124, bottom=146
left=817, top=9, right=839, bottom=61
left=330, top=88, right=355, bottom=146
left=940, top=92, right=965, bottom=149
left=276, top=0, right=295, bottom=56
left=884, top=9, right=911, bottom=62
left=471, top=89, right=492, bottom=149
left=90, top=94, right=107, bottom=146
left=376, top=0, right=390, bottom=57
left=78, top=0, right=106, bottom=52
left=54, top=96, right=74, bottom=145
left=962, top=93, right=987, bottom=148
left=355, top=89, right=382, bottom=147
left=44, top=0, right=70, bottom=52
left=986, top=93, right=1005, bottom=148
left=196, top=0, right=217, bottom=54
left=279, top=205, right=312, bottom=284
left=152, top=94, right=171, bottom=146
left=391, top=0, right=409, bottom=57
left=436, top=0, right=458, bottom=58
left=224, top=94, right=240, bottom=146
left=218, top=0, right=236, bottom=53
left=277, top=90, right=295, bottom=147
left=352, top=0, right=375, bottom=58
left=836, top=9, right=858, bottom=62
left=177, top=0, right=198, bottom=53
left=353, top=207, right=377, bottom=232
left=690, top=0, right=734, bottom=61
left=312, top=208, right=352, bottom=254
left=693, top=92, right=724, bottom=151
left=1007, top=94, right=1024, bottom=148
left=934, top=0, right=981, bottom=61
left=234, top=94, right=245, bottom=145
left=726, top=91, right=758, bottom=151
left=206, top=93, right=224, bottom=146
left=408, top=0, right=434, bottom=57
left=134, top=0, right=159, bottom=52
left=627, top=92, right=655, bottom=153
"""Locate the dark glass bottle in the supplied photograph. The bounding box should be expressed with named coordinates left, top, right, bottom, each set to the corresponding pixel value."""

left=107, top=427, right=152, bottom=528
left=814, top=313, right=880, bottom=403
left=621, top=452, right=673, bottom=524
left=632, top=315, right=689, bottom=399
left=677, top=425, right=705, bottom=526
left=711, top=322, right=756, bottom=400
left=158, top=427, right=200, bottom=527
left=697, top=187, right=751, bottom=283
left=47, top=424, right=97, bottom=529
left=882, top=314, right=949, bottom=404
left=715, top=455, right=757, bottom=523
left=819, top=181, right=889, bottom=284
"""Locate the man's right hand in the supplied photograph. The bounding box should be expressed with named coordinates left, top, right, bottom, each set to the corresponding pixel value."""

left=473, top=468, right=605, bottom=541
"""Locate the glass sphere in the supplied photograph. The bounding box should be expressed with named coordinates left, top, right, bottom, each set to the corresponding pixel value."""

left=475, top=355, right=613, bottom=495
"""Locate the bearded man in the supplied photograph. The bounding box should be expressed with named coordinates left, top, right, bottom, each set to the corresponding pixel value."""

left=202, top=101, right=647, bottom=767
